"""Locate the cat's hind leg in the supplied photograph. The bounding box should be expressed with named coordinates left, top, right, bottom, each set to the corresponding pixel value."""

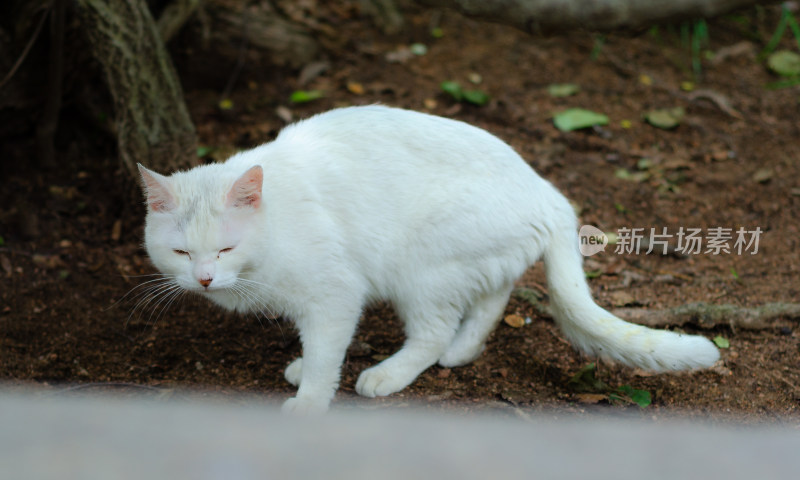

left=355, top=302, right=461, bottom=398
left=438, top=283, right=514, bottom=367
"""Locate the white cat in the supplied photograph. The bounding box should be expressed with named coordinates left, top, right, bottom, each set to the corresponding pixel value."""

left=138, top=105, right=719, bottom=413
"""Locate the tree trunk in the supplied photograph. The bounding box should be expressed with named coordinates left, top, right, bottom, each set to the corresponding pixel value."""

left=417, top=0, right=777, bottom=34
left=75, top=0, right=198, bottom=175
left=157, top=0, right=204, bottom=43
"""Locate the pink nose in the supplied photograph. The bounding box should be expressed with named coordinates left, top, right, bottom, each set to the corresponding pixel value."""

left=198, top=278, right=212, bottom=288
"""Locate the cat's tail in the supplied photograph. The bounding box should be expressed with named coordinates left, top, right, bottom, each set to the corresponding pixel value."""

left=542, top=226, right=719, bottom=372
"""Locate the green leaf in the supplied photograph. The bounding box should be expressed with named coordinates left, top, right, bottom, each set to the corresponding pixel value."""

left=440, top=81, right=463, bottom=101
left=218, top=98, right=234, bottom=110
left=462, top=89, right=490, bottom=106
left=552, top=108, right=609, bottom=132
left=615, top=168, right=650, bottom=183
left=616, top=385, right=652, bottom=408
left=644, top=107, right=685, bottom=129
left=290, top=90, right=324, bottom=104
left=767, top=50, right=800, bottom=77
left=713, top=335, right=730, bottom=348
left=196, top=146, right=213, bottom=158
left=636, top=158, right=654, bottom=170
left=547, top=83, right=580, bottom=97
left=765, top=77, right=800, bottom=89
left=584, top=270, right=603, bottom=279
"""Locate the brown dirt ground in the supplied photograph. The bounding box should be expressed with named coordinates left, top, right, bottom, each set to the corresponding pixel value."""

left=1, top=5, right=799, bottom=423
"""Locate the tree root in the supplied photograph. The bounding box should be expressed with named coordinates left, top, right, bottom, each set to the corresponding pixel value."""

left=417, top=0, right=773, bottom=35
left=512, top=288, right=800, bottom=331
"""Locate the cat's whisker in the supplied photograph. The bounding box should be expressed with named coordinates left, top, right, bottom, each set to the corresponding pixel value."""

left=236, top=277, right=291, bottom=304
left=128, top=279, right=181, bottom=327
left=111, top=274, right=177, bottom=311
left=126, top=282, right=172, bottom=323
left=141, top=284, right=182, bottom=328
left=152, top=286, right=186, bottom=327
left=230, top=281, right=286, bottom=340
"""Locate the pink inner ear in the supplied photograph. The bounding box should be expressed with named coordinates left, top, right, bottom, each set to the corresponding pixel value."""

left=138, top=164, right=176, bottom=212
left=226, top=165, right=263, bottom=208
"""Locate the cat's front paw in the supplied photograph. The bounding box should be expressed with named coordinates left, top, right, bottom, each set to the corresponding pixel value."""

left=284, top=357, right=303, bottom=386
left=281, top=395, right=329, bottom=415
left=355, top=365, right=413, bottom=398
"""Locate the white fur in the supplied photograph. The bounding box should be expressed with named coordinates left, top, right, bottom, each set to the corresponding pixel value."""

left=139, top=106, right=719, bottom=413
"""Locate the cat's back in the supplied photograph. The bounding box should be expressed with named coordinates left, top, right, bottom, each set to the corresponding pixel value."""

left=274, top=105, right=526, bottom=173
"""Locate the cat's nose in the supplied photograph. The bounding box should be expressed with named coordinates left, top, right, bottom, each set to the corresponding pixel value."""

left=198, top=278, right=212, bottom=288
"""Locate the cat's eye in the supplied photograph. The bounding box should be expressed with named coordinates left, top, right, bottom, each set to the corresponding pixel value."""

left=217, top=247, right=234, bottom=258
left=173, top=249, right=190, bottom=258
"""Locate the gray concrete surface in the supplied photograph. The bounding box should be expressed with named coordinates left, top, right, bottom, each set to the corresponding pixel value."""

left=0, top=391, right=797, bottom=479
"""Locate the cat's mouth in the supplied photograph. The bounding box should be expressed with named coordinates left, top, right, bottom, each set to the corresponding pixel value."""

left=186, top=282, right=232, bottom=294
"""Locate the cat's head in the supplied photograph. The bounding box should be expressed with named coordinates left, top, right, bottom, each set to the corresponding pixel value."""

left=137, top=163, right=263, bottom=294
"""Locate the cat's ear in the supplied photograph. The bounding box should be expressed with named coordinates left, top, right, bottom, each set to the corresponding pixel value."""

left=137, top=163, right=177, bottom=212
left=226, top=165, right=263, bottom=209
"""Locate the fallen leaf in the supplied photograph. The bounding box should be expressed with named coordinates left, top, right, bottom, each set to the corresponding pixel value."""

left=440, top=81, right=463, bottom=101
left=609, top=291, right=636, bottom=307
left=290, top=90, right=324, bottom=104
left=752, top=168, right=773, bottom=183
left=468, top=72, right=482, bottom=84
left=462, top=89, right=489, bottom=106
left=711, top=150, right=732, bottom=161
left=32, top=254, right=64, bottom=269
left=547, top=83, right=580, bottom=97
left=385, top=46, right=414, bottom=63
left=615, top=168, right=650, bottom=183
left=504, top=314, right=525, bottom=328
left=644, top=107, right=685, bottom=129
left=275, top=106, right=293, bottom=123
left=552, top=108, right=609, bottom=132
left=409, top=43, right=427, bottom=56
left=0, top=255, right=11, bottom=276
left=713, top=335, right=730, bottom=348
left=346, top=81, right=365, bottom=95
left=111, top=219, right=122, bottom=242
left=767, top=50, right=800, bottom=77
left=575, top=393, right=607, bottom=404
left=297, top=60, right=330, bottom=86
